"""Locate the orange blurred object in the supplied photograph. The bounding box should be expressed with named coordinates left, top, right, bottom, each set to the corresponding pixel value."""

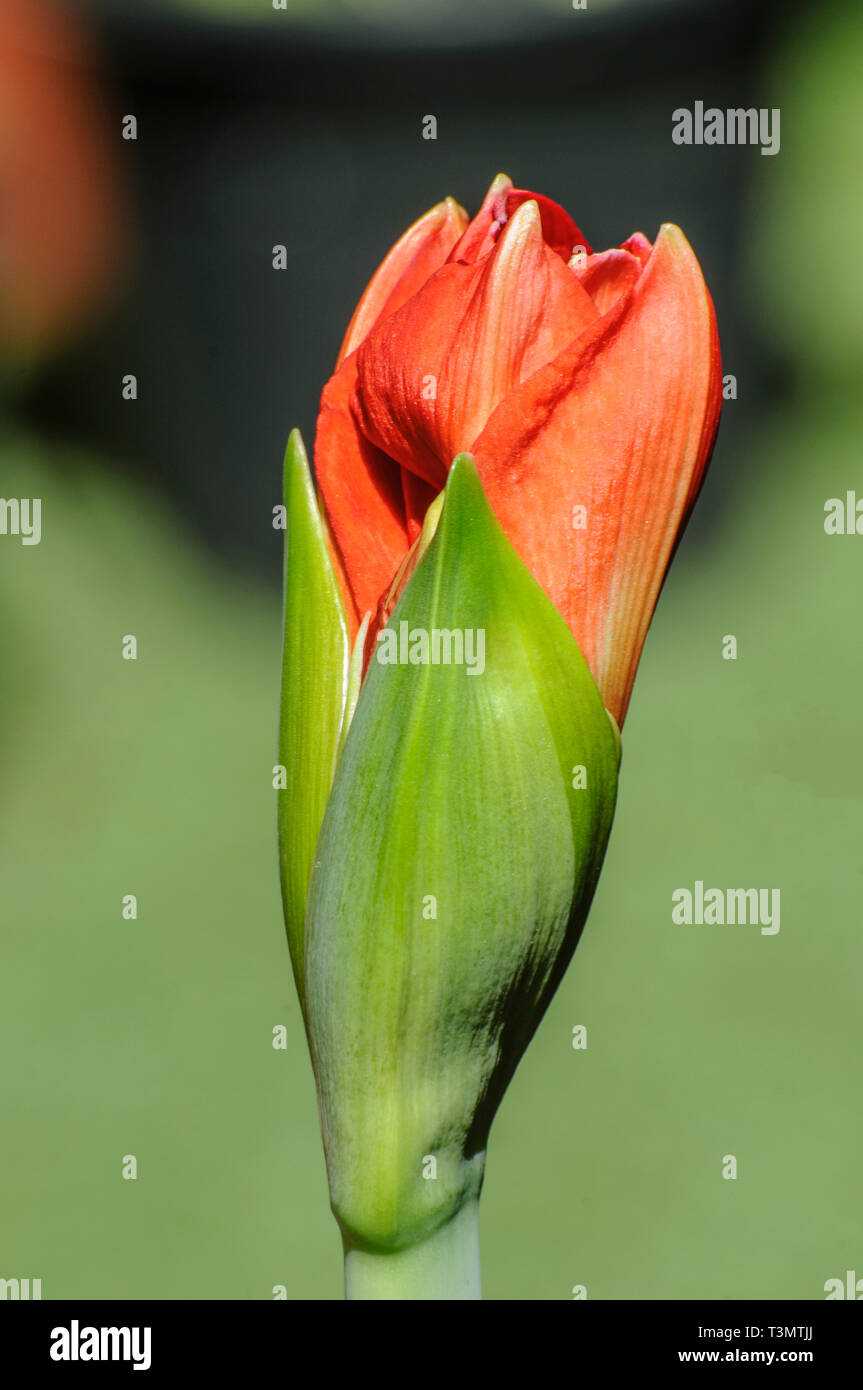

left=0, top=0, right=122, bottom=362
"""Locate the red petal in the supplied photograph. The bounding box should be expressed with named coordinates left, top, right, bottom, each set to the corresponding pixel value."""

left=572, top=245, right=644, bottom=314
left=402, top=469, right=437, bottom=545
left=473, top=223, right=722, bottom=725
left=501, top=189, right=593, bottom=263
left=449, top=177, right=593, bottom=267
left=336, top=197, right=468, bottom=368
left=314, top=355, right=409, bottom=639
left=447, top=172, right=513, bottom=265
left=354, top=199, right=599, bottom=488
left=622, top=231, right=653, bottom=267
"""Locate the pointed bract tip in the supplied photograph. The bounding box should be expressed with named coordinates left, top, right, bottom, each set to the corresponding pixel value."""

left=445, top=451, right=480, bottom=496
left=283, top=428, right=311, bottom=495
left=448, top=450, right=477, bottom=474
left=284, top=426, right=309, bottom=468
left=438, top=453, right=498, bottom=544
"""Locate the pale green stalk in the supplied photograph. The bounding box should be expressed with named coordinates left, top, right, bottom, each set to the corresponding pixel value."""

left=344, top=1199, right=482, bottom=1301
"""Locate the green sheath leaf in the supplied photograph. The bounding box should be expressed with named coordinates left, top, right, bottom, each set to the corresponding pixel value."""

left=305, top=454, right=619, bottom=1253
left=278, top=429, right=349, bottom=1009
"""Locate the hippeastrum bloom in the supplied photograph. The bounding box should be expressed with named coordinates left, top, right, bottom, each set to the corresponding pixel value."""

left=278, top=176, right=721, bottom=1300
left=315, top=173, right=721, bottom=725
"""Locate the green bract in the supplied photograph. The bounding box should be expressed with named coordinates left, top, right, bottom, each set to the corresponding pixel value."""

left=299, top=453, right=619, bottom=1257
left=277, top=430, right=349, bottom=1009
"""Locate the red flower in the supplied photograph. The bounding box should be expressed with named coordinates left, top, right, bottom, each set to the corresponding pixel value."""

left=314, top=174, right=721, bottom=724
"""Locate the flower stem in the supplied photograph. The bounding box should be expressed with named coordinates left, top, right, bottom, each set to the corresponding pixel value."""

left=343, top=1199, right=482, bottom=1301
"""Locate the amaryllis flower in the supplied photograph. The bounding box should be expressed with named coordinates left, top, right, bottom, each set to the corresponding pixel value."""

left=278, top=174, right=723, bottom=1297
left=315, top=173, right=721, bottom=724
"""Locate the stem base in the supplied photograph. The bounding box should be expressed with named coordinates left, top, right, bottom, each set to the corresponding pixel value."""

left=344, top=1199, right=482, bottom=1301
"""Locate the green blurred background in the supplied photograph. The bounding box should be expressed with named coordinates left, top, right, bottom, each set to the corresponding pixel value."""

left=1, top=0, right=861, bottom=1299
